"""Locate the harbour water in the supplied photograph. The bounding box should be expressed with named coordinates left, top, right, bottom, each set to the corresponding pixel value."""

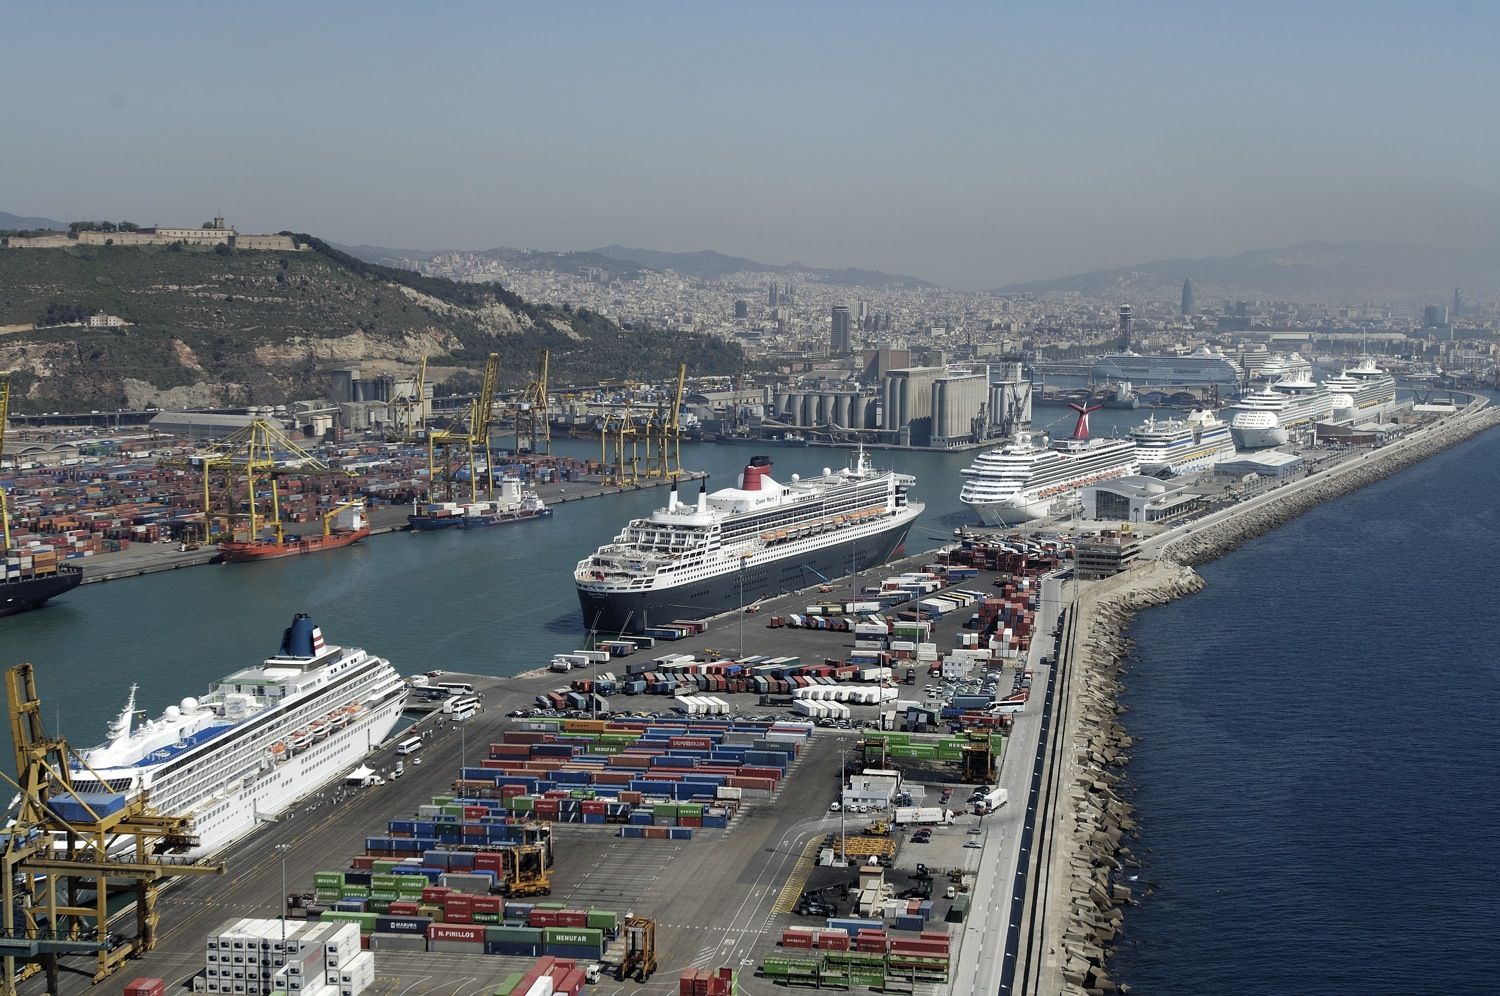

left=1112, top=423, right=1500, bottom=993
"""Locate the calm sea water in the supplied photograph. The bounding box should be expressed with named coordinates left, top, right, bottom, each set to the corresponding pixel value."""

left=0, top=415, right=1073, bottom=744
left=1112, top=420, right=1500, bottom=994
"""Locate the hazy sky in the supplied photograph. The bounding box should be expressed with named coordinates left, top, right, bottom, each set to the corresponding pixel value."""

left=6, top=2, right=1498, bottom=289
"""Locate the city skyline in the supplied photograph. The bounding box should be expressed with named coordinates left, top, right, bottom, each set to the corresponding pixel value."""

left=5, top=2, right=1499, bottom=290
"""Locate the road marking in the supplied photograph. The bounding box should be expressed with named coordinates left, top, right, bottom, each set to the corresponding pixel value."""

left=769, top=835, right=823, bottom=915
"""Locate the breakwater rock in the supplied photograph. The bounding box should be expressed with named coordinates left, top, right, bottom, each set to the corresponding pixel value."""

left=1053, top=561, right=1205, bottom=994
left=1168, top=409, right=1500, bottom=566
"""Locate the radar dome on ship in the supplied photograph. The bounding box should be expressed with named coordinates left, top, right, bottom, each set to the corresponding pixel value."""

left=164, top=706, right=180, bottom=720
left=181, top=697, right=198, bottom=712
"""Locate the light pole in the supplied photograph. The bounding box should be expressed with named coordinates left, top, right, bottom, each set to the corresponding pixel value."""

left=838, top=741, right=847, bottom=866
left=274, top=843, right=291, bottom=945
left=738, top=558, right=746, bottom=658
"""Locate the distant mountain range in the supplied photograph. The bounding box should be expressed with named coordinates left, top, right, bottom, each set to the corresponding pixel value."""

left=0, top=210, right=65, bottom=231
left=586, top=245, right=936, bottom=288
left=334, top=240, right=935, bottom=289
left=998, top=241, right=1498, bottom=304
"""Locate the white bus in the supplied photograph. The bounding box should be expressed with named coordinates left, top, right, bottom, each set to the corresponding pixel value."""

left=437, top=681, right=475, bottom=696
left=444, top=695, right=480, bottom=719
left=396, top=735, right=424, bottom=755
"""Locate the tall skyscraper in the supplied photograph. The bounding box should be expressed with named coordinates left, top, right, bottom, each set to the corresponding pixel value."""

left=1181, top=278, right=1195, bottom=317
left=768, top=281, right=779, bottom=307
left=831, top=306, right=851, bottom=355
left=1453, top=285, right=1462, bottom=318
left=734, top=299, right=749, bottom=319
left=1117, top=305, right=1133, bottom=350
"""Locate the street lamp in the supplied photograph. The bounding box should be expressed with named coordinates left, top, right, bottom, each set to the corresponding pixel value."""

left=274, top=843, right=291, bottom=945
left=838, top=741, right=848, bottom=866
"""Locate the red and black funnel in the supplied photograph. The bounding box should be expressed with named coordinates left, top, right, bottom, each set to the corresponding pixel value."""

left=1069, top=402, right=1102, bottom=440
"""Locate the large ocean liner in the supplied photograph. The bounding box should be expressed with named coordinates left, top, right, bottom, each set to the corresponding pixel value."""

left=1322, top=357, right=1397, bottom=418
left=575, top=450, right=922, bottom=635
left=69, top=615, right=406, bottom=859
left=1227, top=374, right=1338, bottom=449
left=959, top=404, right=1139, bottom=526
left=1131, top=408, right=1236, bottom=476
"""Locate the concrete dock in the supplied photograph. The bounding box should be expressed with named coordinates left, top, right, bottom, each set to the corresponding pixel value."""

left=29, top=555, right=1049, bottom=996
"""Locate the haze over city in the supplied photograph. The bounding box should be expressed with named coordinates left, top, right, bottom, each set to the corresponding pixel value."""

left=7, top=1, right=1499, bottom=289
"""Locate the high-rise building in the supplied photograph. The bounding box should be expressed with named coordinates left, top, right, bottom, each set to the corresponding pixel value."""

left=1181, top=278, right=1195, bottom=317
left=831, top=306, right=851, bottom=355
left=1118, top=305, right=1133, bottom=350
left=1423, top=304, right=1449, bottom=328
left=1453, top=286, right=1462, bottom=318
left=734, top=299, right=749, bottom=319
left=768, top=282, right=779, bottom=308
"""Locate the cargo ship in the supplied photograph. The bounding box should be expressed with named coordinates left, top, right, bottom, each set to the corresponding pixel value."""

left=410, top=479, right=552, bottom=530
left=68, top=614, right=406, bottom=859
left=959, top=404, right=1138, bottom=526
left=1, top=565, right=83, bottom=617
left=575, top=450, right=922, bottom=635
left=220, top=504, right=370, bottom=562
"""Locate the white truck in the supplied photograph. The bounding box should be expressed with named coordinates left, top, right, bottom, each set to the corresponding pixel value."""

left=969, top=787, right=1009, bottom=814
left=892, top=806, right=954, bottom=826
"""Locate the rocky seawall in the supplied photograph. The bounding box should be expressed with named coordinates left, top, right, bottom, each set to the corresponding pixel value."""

left=1048, top=408, right=1500, bottom=994
left=1051, top=562, right=1204, bottom=995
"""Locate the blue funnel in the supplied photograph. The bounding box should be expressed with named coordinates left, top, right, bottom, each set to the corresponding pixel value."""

left=279, top=614, right=317, bottom=657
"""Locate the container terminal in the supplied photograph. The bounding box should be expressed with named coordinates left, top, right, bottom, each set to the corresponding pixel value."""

left=4, top=542, right=1069, bottom=996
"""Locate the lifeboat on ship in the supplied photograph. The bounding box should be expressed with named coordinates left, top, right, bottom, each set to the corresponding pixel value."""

left=269, top=742, right=288, bottom=763
left=288, top=730, right=312, bottom=753
left=310, top=719, right=330, bottom=741
left=329, top=709, right=350, bottom=729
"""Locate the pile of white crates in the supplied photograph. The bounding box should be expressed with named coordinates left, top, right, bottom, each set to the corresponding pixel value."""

left=198, top=918, right=374, bottom=996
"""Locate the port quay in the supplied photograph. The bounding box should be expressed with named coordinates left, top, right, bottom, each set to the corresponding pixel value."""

left=6, top=398, right=1495, bottom=996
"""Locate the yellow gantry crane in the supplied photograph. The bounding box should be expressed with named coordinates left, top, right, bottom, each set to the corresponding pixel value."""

left=598, top=403, right=639, bottom=487
left=514, top=349, right=551, bottom=456
left=642, top=363, right=687, bottom=481
left=428, top=353, right=500, bottom=503
left=0, top=665, right=224, bottom=995
left=159, top=419, right=357, bottom=544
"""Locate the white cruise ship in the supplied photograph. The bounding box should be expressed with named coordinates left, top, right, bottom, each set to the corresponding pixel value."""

left=1092, top=346, right=1243, bottom=388
left=1131, top=409, right=1236, bottom=476
left=576, top=449, right=923, bottom=634
left=1323, top=357, right=1397, bottom=418
left=70, top=615, right=406, bottom=859
left=1247, top=352, right=1313, bottom=385
left=1228, top=375, right=1337, bottom=448
left=959, top=404, right=1139, bottom=526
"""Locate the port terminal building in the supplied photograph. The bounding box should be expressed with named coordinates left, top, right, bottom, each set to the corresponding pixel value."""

left=1080, top=476, right=1202, bottom=523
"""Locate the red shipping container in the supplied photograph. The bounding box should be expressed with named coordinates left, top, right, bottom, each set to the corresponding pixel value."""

left=124, top=979, right=165, bottom=996
left=555, top=909, right=588, bottom=928
left=421, top=887, right=450, bottom=903
left=530, top=911, right=558, bottom=927
left=472, top=896, right=502, bottom=914
left=554, top=968, right=585, bottom=995
left=445, top=910, right=474, bottom=924
left=426, top=923, right=485, bottom=943
left=360, top=934, right=371, bottom=950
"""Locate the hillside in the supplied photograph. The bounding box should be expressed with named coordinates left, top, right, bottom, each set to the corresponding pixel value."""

left=0, top=236, right=746, bottom=412
left=0, top=211, right=65, bottom=232
left=997, top=241, right=1499, bottom=304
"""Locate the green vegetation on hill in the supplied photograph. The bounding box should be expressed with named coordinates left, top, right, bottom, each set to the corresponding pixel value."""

left=0, top=239, right=747, bottom=412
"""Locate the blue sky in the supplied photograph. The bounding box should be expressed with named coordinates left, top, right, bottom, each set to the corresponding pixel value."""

left=5, top=2, right=1498, bottom=288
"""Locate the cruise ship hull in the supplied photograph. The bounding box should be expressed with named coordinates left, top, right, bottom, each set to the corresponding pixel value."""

left=969, top=495, right=1076, bottom=527
left=578, top=515, right=915, bottom=635
left=0, top=568, right=83, bottom=617
left=1230, top=424, right=1290, bottom=449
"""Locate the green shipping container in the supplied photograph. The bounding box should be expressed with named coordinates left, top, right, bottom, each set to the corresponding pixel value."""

left=473, top=913, right=500, bottom=924
left=371, top=874, right=403, bottom=890
left=367, top=900, right=391, bottom=915
left=313, top=872, right=345, bottom=889
left=339, top=886, right=371, bottom=899
left=320, top=911, right=378, bottom=931
left=372, top=860, right=399, bottom=873
left=485, top=926, right=543, bottom=943
left=532, top=901, right=566, bottom=911
left=542, top=927, right=602, bottom=946
left=585, top=910, right=617, bottom=931
left=493, top=972, right=524, bottom=996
